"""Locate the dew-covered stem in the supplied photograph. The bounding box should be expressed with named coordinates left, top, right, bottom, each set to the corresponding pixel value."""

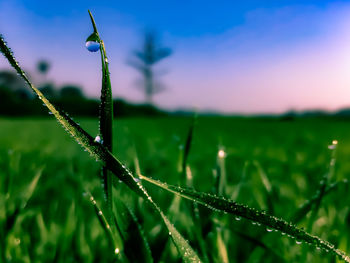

left=139, top=175, right=350, bottom=262
left=87, top=10, right=114, bottom=226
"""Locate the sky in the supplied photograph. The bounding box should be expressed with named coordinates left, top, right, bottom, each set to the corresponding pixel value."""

left=1, top=0, right=350, bottom=113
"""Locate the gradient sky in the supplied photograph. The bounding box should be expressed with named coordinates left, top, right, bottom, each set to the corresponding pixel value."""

left=1, top=0, right=350, bottom=113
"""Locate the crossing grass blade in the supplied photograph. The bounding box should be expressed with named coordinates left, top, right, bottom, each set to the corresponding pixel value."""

left=0, top=34, right=201, bottom=263
left=138, top=175, right=350, bottom=262
left=292, top=179, right=348, bottom=223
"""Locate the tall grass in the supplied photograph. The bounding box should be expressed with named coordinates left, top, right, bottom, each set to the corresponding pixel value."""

left=1, top=10, right=350, bottom=262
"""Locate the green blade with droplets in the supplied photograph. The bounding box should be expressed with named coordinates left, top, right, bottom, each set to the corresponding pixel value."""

left=0, top=33, right=201, bottom=263
left=139, top=174, right=350, bottom=263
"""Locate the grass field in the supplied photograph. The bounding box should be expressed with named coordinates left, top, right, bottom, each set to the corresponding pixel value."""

left=1, top=116, right=350, bottom=262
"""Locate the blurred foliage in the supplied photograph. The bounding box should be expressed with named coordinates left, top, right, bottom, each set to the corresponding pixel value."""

left=0, top=69, right=166, bottom=117
left=1, top=117, right=350, bottom=262
left=37, top=60, right=50, bottom=75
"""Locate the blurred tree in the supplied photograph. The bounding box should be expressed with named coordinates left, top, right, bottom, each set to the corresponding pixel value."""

left=0, top=70, right=31, bottom=100
left=129, top=30, right=172, bottom=105
left=36, top=60, right=57, bottom=99
left=39, top=83, right=57, bottom=100
left=37, top=60, right=50, bottom=75
left=59, top=85, right=85, bottom=100
left=0, top=70, right=26, bottom=90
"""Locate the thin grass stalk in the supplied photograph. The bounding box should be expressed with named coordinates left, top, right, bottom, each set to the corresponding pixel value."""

left=88, top=11, right=114, bottom=225
left=181, top=116, right=210, bottom=262
left=182, top=114, right=196, bottom=181
left=86, top=192, right=126, bottom=260
left=301, top=140, right=338, bottom=262
left=292, top=179, right=348, bottom=224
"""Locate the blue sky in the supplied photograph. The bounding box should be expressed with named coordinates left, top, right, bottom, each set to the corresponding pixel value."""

left=1, top=0, right=350, bottom=113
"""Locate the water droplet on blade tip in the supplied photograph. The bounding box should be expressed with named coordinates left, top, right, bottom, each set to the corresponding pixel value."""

left=86, top=41, right=100, bottom=52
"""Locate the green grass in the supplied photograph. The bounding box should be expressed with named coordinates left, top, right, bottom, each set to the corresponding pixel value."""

left=2, top=11, right=350, bottom=262
left=2, top=117, right=350, bottom=262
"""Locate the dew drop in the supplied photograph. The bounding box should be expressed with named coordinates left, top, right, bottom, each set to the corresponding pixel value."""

left=169, top=232, right=172, bottom=236
left=266, top=228, right=273, bottom=232
left=98, top=211, right=103, bottom=216
left=134, top=178, right=140, bottom=183
left=86, top=41, right=100, bottom=52
left=235, top=217, right=241, bottom=221
left=14, top=238, right=20, bottom=245
left=115, top=248, right=120, bottom=254
left=218, top=149, right=226, bottom=158
left=94, top=135, right=102, bottom=143
left=296, top=240, right=302, bottom=245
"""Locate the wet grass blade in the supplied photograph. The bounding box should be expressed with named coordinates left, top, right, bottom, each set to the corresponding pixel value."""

left=306, top=141, right=338, bottom=230
left=182, top=114, right=197, bottom=180
left=231, top=160, right=249, bottom=200
left=292, top=179, right=348, bottom=224
left=216, top=147, right=227, bottom=196
left=88, top=10, right=114, bottom=225
left=114, top=200, right=153, bottom=263
left=139, top=175, right=350, bottom=262
left=252, top=160, right=275, bottom=213
left=20, top=167, right=43, bottom=210
left=85, top=192, right=125, bottom=260
left=0, top=34, right=201, bottom=263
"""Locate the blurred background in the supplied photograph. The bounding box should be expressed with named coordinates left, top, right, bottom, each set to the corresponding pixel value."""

left=2, top=0, right=350, bottom=116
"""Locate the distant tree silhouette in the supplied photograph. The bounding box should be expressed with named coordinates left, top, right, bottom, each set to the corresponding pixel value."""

left=0, top=70, right=31, bottom=100
left=37, top=60, right=50, bottom=75
left=60, top=85, right=84, bottom=100
left=0, top=70, right=25, bottom=91
left=36, top=60, right=58, bottom=99
left=129, top=30, right=172, bottom=105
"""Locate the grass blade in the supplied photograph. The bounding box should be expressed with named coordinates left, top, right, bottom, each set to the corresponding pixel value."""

left=182, top=114, right=197, bottom=180
left=230, top=160, right=249, bottom=200
left=20, top=167, right=43, bottom=209
left=139, top=175, right=350, bottom=262
left=216, top=147, right=227, bottom=196
left=0, top=34, right=201, bottom=263
left=85, top=192, right=125, bottom=259
left=88, top=10, right=114, bottom=225
left=292, top=179, right=348, bottom=224
left=114, top=201, right=154, bottom=263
